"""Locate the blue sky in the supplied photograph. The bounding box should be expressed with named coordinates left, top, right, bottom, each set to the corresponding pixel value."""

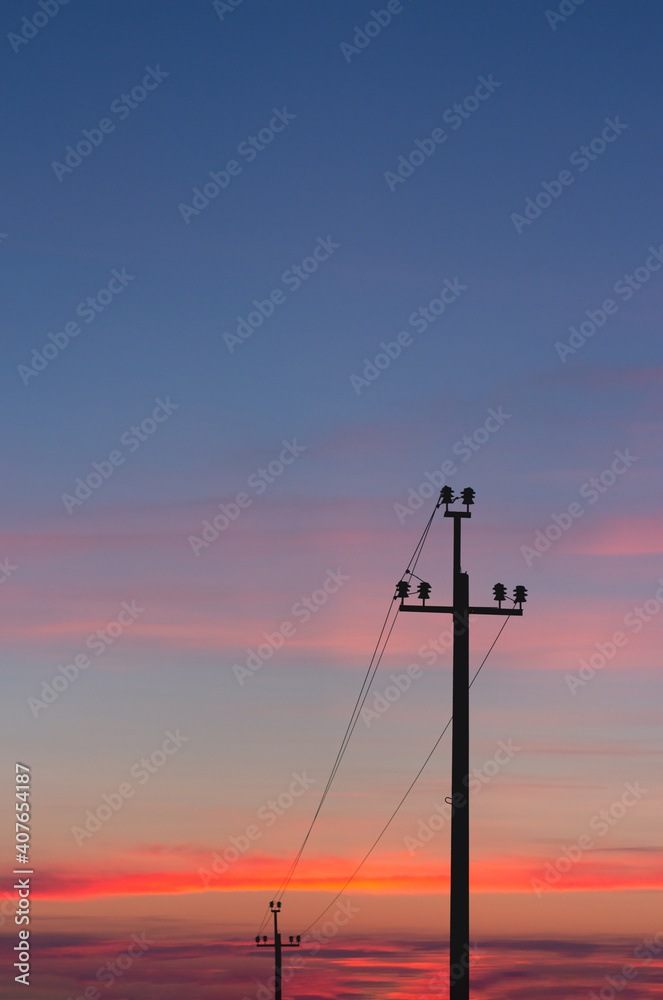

left=1, top=2, right=662, bottom=998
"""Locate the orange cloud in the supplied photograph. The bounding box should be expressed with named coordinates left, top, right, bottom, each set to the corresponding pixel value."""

left=28, top=849, right=663, bottom=900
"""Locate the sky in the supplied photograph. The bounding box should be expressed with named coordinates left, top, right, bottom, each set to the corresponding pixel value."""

left=1, top=0, right=662, bottom=997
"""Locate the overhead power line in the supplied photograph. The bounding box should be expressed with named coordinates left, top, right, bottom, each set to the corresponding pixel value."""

left=299, top=610, right=514, bottom=937
left=256, top=499, right=442, bottom=935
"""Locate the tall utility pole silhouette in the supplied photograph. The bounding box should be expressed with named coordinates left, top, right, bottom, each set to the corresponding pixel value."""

left=396, top=487, right=526, bottom=1000
left=255, top=901, right=300, bottom=1000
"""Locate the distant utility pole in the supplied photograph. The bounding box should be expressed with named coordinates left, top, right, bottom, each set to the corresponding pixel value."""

left=396, top=487, right=526, bottom=1000
left=255, top=901, right=300, bottom=1000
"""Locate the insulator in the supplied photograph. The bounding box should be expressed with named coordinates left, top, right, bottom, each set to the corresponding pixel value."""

left=514, top=585, right=527, bottom=604
left=417, top=581, right=432, bottom=601
left=461, top=487, right=476, bottom=506
left=440, top=486, right=455, bottom=505
left=395, top=580, right=411, bottom=600
left=493, top=583, right=507, bottom=603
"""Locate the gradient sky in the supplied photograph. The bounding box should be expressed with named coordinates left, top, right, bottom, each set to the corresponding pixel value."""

left=1, top=1, right=663, bottom=998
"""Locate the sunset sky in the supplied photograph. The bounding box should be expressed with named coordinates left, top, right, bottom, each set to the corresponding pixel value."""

left=1, top=1, right=662, bottom=998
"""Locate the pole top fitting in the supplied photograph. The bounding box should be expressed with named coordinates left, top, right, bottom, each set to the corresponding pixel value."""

left=439, top=486, right=475, bottom=515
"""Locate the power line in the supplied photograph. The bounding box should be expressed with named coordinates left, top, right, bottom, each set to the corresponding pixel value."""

left=256, top=606, right=398, bottom=936
left=256, top=500, right=442, bottom=933
left=299, top=609, right=515, bottom=937
left=268, top=608, right=399, bottom=903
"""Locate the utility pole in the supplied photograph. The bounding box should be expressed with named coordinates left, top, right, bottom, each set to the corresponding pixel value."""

left=255, top=901, right=300, bottom=1000
left=396, top=487, right=526, bottom=1000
